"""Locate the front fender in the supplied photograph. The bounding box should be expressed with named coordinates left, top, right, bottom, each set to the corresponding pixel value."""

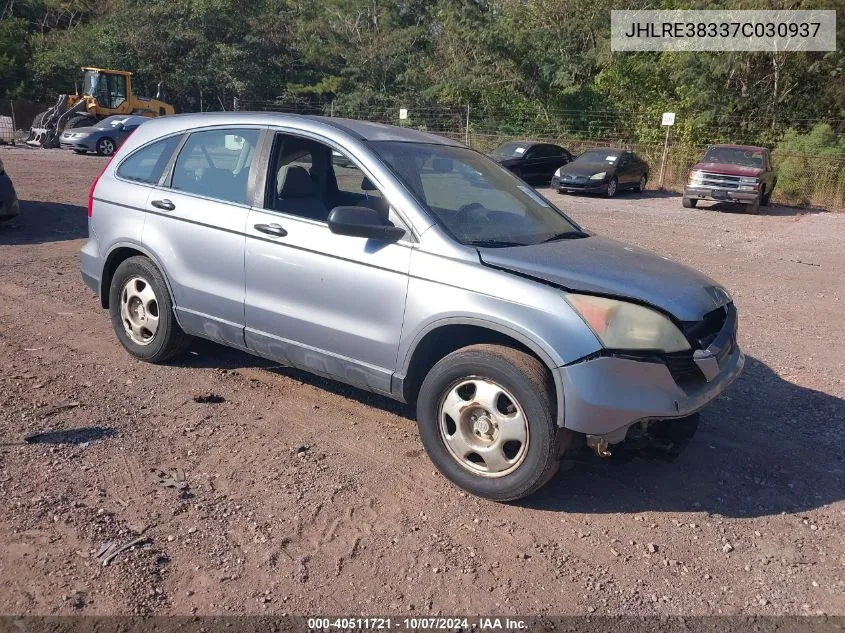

left=397, top=249, right=602, bottom=427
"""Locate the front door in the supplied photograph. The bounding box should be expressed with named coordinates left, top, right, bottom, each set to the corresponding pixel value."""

left=244, top=132, right=412, bottom=395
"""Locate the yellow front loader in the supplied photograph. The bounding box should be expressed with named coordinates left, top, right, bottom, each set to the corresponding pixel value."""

left=27, top=68, right=175, bottom=148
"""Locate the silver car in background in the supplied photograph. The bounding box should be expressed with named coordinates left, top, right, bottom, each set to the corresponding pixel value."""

left=80, top=113, right=744, bottom=501
left=60, top=115, right=149, bottom=156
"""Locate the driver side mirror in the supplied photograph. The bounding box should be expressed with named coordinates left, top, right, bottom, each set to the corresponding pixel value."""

left=327, top=206, right=405, bottom=242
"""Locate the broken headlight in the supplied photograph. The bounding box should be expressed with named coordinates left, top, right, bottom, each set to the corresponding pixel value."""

left=564, top=293, right=690, bottom=352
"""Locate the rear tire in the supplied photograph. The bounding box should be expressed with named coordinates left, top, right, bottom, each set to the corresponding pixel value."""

left=635, top=173, right=647, bottom=193
left=682, top=197, right=698, bottom=208
left=416, top=344, right=568, bottom=502
left=109, top=256, right=191, bottom=363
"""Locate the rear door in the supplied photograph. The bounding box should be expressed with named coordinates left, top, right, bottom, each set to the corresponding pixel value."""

left=141, top=127, right=261, bottom=348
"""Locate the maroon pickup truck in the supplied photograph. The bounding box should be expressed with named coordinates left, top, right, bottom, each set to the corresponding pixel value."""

left=683, top=144, right=776, bottom=213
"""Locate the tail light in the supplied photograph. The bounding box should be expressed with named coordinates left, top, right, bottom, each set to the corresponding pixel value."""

left=88, top=158, right=112, bottom=218
left=88, top=128, right=137, bottom=218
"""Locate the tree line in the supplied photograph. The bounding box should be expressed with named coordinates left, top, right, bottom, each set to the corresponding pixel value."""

left=1, top=0, right=843, bottom=148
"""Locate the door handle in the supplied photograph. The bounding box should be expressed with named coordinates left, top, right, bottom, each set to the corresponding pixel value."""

left=151, top=199, right=175, bottom=211
left=254, top=223, right=287, bottom=237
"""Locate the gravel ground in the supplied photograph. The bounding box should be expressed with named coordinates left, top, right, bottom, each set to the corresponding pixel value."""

left=0, top=146, right=843, bottom=617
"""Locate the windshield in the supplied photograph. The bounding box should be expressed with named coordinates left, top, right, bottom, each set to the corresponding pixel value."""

left=96, top=116, right=127, bottom=129
left=574, top=149, right=620, bottom=164
left=369, top=141, right=584, bottom=247
left=82, top=70, right=100, bottom=96
left=490, top=142, right=532, bottom=158
left=703, top=147, right=766, bottom=168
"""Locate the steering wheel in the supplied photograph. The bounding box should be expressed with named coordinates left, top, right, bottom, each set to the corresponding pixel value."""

left=454, top=202, right=490, bottom=232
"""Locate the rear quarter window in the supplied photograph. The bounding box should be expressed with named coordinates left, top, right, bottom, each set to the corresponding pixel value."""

left=117, top=135, right=182, bottom=185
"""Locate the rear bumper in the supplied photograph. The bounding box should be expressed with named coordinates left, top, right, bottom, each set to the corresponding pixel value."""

left=80, top=237, right=102, bottom=297
left=558, top=306, right=744, bottom=441
left=684, top=185, right=758, bottom=204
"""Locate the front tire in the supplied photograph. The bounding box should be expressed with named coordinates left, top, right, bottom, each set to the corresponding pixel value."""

left=96, top=137, right=117, bottom=156
left=109, top=256, right=190, bottom=363
left=606, top=177, right=618, bottom=198
left=682, top=197, right=698, bottom=208
left=416, top=344, right=567, bottom=502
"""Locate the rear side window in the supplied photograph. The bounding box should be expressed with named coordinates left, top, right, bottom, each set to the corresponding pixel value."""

left=171, top=129, right=259, bottom=205
left=117, top=135, right=181, bottom=184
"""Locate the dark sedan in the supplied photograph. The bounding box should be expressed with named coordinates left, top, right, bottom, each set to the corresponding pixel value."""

left=60, top=115, right=149, bottom=156
left=0, top=156, right=20, bottom=223
left=552, top=149, right=649, bottom=198
left=488, top=141, right=573, bottom=185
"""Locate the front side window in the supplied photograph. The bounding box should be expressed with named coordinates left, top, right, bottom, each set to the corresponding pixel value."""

left=107, top=75, right=127, bottom=109
left=370, top=141, right=583, bottom=247
left=117, top=135, right=182, bottom=185
left=267, top=134, right=394, bottom=227
left=171, top=129, right=259, bottom=205
left=82, top=71, right=100, bottom=97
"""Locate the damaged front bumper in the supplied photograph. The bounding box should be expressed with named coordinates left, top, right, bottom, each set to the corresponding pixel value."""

left=558, top=305, right=744, bottom=443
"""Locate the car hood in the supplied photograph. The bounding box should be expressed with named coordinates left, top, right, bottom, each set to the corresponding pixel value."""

left=692, top=162, right=764, bottom=177
left=478, top=236, right=729, bottom=321
left=63, top=126, right=100, bottom=136
left=560, top=161, right=616, bottom=176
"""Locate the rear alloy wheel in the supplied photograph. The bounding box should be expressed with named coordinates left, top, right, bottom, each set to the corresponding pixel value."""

left=109, top=256, right=190, bottom=363
left=606, top=177, right=618, bottom=198
left=635, top=173, right=647, bottom=193
left=417, top=344, right=569, bottom=501
left=96, top=137, right=116, bottom=156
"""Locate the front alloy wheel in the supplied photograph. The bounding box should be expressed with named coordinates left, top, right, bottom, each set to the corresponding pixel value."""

left=439, top=378, right=529, bottom=477
left=97, top=137, right=116, bottom=156
left=606, top=177, right=618, bottom=198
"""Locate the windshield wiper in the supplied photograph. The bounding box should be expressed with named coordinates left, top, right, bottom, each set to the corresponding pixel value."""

left=542, top=230, right=589, bottom=243
left=466, top=239, right=527, bottom=248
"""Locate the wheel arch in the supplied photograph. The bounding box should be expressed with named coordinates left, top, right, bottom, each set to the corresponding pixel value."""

left=396, top=318, right=566, bottom=428
left=100, top=243, right=178, bottom=317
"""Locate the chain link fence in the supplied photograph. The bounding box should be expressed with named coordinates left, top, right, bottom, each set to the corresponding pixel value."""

left=236, top=98, right=845, bottom=210
left=3, top=97, right=843, bottom=210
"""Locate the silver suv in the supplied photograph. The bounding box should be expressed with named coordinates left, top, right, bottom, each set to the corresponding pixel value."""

left=81, top=113, right=744, bottom=501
